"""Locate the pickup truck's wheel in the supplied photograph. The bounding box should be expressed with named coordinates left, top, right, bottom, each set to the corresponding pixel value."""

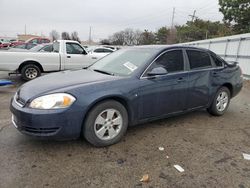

left=21, top=64, right=41, bottom=81
left=83, top=100, right=128, bottom=147
left=208, top=87, right=231, bottom=116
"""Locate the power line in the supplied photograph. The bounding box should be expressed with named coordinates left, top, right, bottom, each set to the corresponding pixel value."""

left=116, top=8, right=172, bottom=24
left=113, top=11, right=172, bottom=28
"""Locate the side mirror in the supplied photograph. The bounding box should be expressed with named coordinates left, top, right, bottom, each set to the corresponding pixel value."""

left=147, top=67, right=167, bottom=76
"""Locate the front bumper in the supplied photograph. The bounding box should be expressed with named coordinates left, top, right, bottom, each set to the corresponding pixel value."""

left=10, top=98, right=85, bottom=140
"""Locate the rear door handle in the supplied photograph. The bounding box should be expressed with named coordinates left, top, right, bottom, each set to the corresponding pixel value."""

left=177, top=77, right=185, bottom=82
left=212, top=72, right=219, bottom=77
left=67, top=56, right=71, bottom=58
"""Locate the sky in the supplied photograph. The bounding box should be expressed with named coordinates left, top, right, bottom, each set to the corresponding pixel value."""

left=0, top=0, right=223, bottom=41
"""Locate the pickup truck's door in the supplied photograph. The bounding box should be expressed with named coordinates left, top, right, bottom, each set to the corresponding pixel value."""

left=64, top=42, right=93, bottom=70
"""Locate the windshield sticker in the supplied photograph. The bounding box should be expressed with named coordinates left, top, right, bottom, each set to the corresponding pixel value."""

left=123, top=62, right=138, bottom=72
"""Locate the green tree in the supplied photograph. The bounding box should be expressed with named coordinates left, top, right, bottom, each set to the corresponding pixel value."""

left=219, top=0, right=250, bottom=33
left=155, top=27, right=169, bottom=44
left=176, top=19, right=233, bottom=43
left=140, top=30, right=155, bottom=45
left=109, top=28, right=142, bottom=45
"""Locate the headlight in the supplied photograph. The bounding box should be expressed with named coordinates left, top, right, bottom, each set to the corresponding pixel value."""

left=29, top=93, right=76, bottom=109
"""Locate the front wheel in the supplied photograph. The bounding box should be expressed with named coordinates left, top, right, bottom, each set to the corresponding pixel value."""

left=83, top=100, right=128, bottom=147
left=208, top=87, right=231, bottom=116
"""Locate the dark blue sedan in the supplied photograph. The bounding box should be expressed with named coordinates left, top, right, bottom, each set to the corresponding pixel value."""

left=10, top=46, right=243, bottom=146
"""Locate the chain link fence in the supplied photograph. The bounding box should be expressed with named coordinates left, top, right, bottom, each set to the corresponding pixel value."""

left=183, top=33, right=250, bottom=78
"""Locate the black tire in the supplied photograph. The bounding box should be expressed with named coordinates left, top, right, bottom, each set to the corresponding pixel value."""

left=208, top=87, right=231, bottom=116
left=21, top=64, right=41, bottom=81
left=83, top=100, right=128, bottom=147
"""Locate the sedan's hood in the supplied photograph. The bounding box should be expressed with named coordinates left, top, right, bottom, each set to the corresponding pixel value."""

left=18, top=69, right=119, bottom=102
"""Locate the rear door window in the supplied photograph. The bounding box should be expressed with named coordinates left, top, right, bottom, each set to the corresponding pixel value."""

left=30, top=39, right=39, bottom=44
left=14, top=44, right=25, bottom=49
left=94, top=48, right=104, bottom=53
left=186, top=50, right=212, bottom=70
left=41, top=39, right=50, bottom=43
left=211, top=54, right=224, bottom=67
left=26, top=43, right=36, bottom=49
left=103, top=49, right=113, bottom=53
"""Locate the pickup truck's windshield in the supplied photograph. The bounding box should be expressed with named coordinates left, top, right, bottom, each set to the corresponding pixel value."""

left=89, top=48, right=157, bottom=76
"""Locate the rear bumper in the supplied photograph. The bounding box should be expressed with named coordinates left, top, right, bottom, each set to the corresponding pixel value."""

left=10, top=98, right=85, bottom=140
left=232, top=80, right=243, bottom=98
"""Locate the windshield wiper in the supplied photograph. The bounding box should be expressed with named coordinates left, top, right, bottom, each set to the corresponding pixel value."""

left=93, top=69, right=114, bottom=76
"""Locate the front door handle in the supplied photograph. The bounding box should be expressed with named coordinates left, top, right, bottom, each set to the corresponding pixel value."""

left=67, top=56, right=71, bottom=58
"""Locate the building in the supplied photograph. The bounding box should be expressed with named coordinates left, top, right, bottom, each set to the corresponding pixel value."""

left=17, top=34, right=40, bottom=42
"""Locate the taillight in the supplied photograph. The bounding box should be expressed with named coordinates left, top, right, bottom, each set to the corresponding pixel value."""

left=239, top=66, right=243, bottom=78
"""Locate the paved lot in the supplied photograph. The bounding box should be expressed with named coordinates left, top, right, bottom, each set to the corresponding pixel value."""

left=1, top=72, right=250, bottom=188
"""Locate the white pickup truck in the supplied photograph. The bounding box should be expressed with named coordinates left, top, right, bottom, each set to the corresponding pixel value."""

left=0, top=40, right=96, bottom=80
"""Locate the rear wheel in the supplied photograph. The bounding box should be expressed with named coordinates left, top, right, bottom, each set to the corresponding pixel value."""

left=208, top=87, right=230, bottom=116
left=83, top=100, right=128, bottom=147
left=21, top=64, right=41, bottom=81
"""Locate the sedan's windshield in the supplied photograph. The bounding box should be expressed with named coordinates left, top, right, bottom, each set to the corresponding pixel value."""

left=29, top=45, right=44, bottom=52
left=89, top=48, right=157, bottom=76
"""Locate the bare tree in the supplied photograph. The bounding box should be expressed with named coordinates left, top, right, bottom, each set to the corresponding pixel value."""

left=61, top=32, right=71, bottom=40
left=49, top=30, right=60, bottom=41
left=71, top=31, right=80, bottom=42
left=109, top=28, right=142, bottom=45
left=100, top=39, right=111, bottom=45
left=109, top=31, right=125, bottom=45
left=133, top=29, right=143, bottom=45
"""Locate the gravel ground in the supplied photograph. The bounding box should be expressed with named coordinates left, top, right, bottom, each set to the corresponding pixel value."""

left=0, top=73, right=250, bottom=188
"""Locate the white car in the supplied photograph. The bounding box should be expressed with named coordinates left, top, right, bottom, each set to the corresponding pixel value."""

left=0, top=40, right=96, bottom=80
left=88, top=47, right=114, bottom=60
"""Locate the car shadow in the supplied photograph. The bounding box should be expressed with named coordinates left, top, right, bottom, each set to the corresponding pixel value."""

left=127, top=109, right=210, bottom=132
left=22, top=109, right=210, bottom=149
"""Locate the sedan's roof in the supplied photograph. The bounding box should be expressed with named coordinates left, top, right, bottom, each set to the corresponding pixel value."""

left=127, top=44, right=209, bottom=52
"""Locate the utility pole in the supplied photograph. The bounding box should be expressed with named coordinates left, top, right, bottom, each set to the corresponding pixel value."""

left=171, top=7, right=176, bottom=29
left=25, top=24, right=27, bottom=35
left=168, top=7, right=176, bottom=44
left=89, top=26, right=92, bottom=45
left=189, top=10, right=197, bottom=22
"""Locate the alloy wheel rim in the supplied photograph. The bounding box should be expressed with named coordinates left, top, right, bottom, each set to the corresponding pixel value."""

left=25, top=68, right=38, bottom=79
left=216, top=91, right=229, bottom=112
left=94, top=109, right=123, bottom=141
